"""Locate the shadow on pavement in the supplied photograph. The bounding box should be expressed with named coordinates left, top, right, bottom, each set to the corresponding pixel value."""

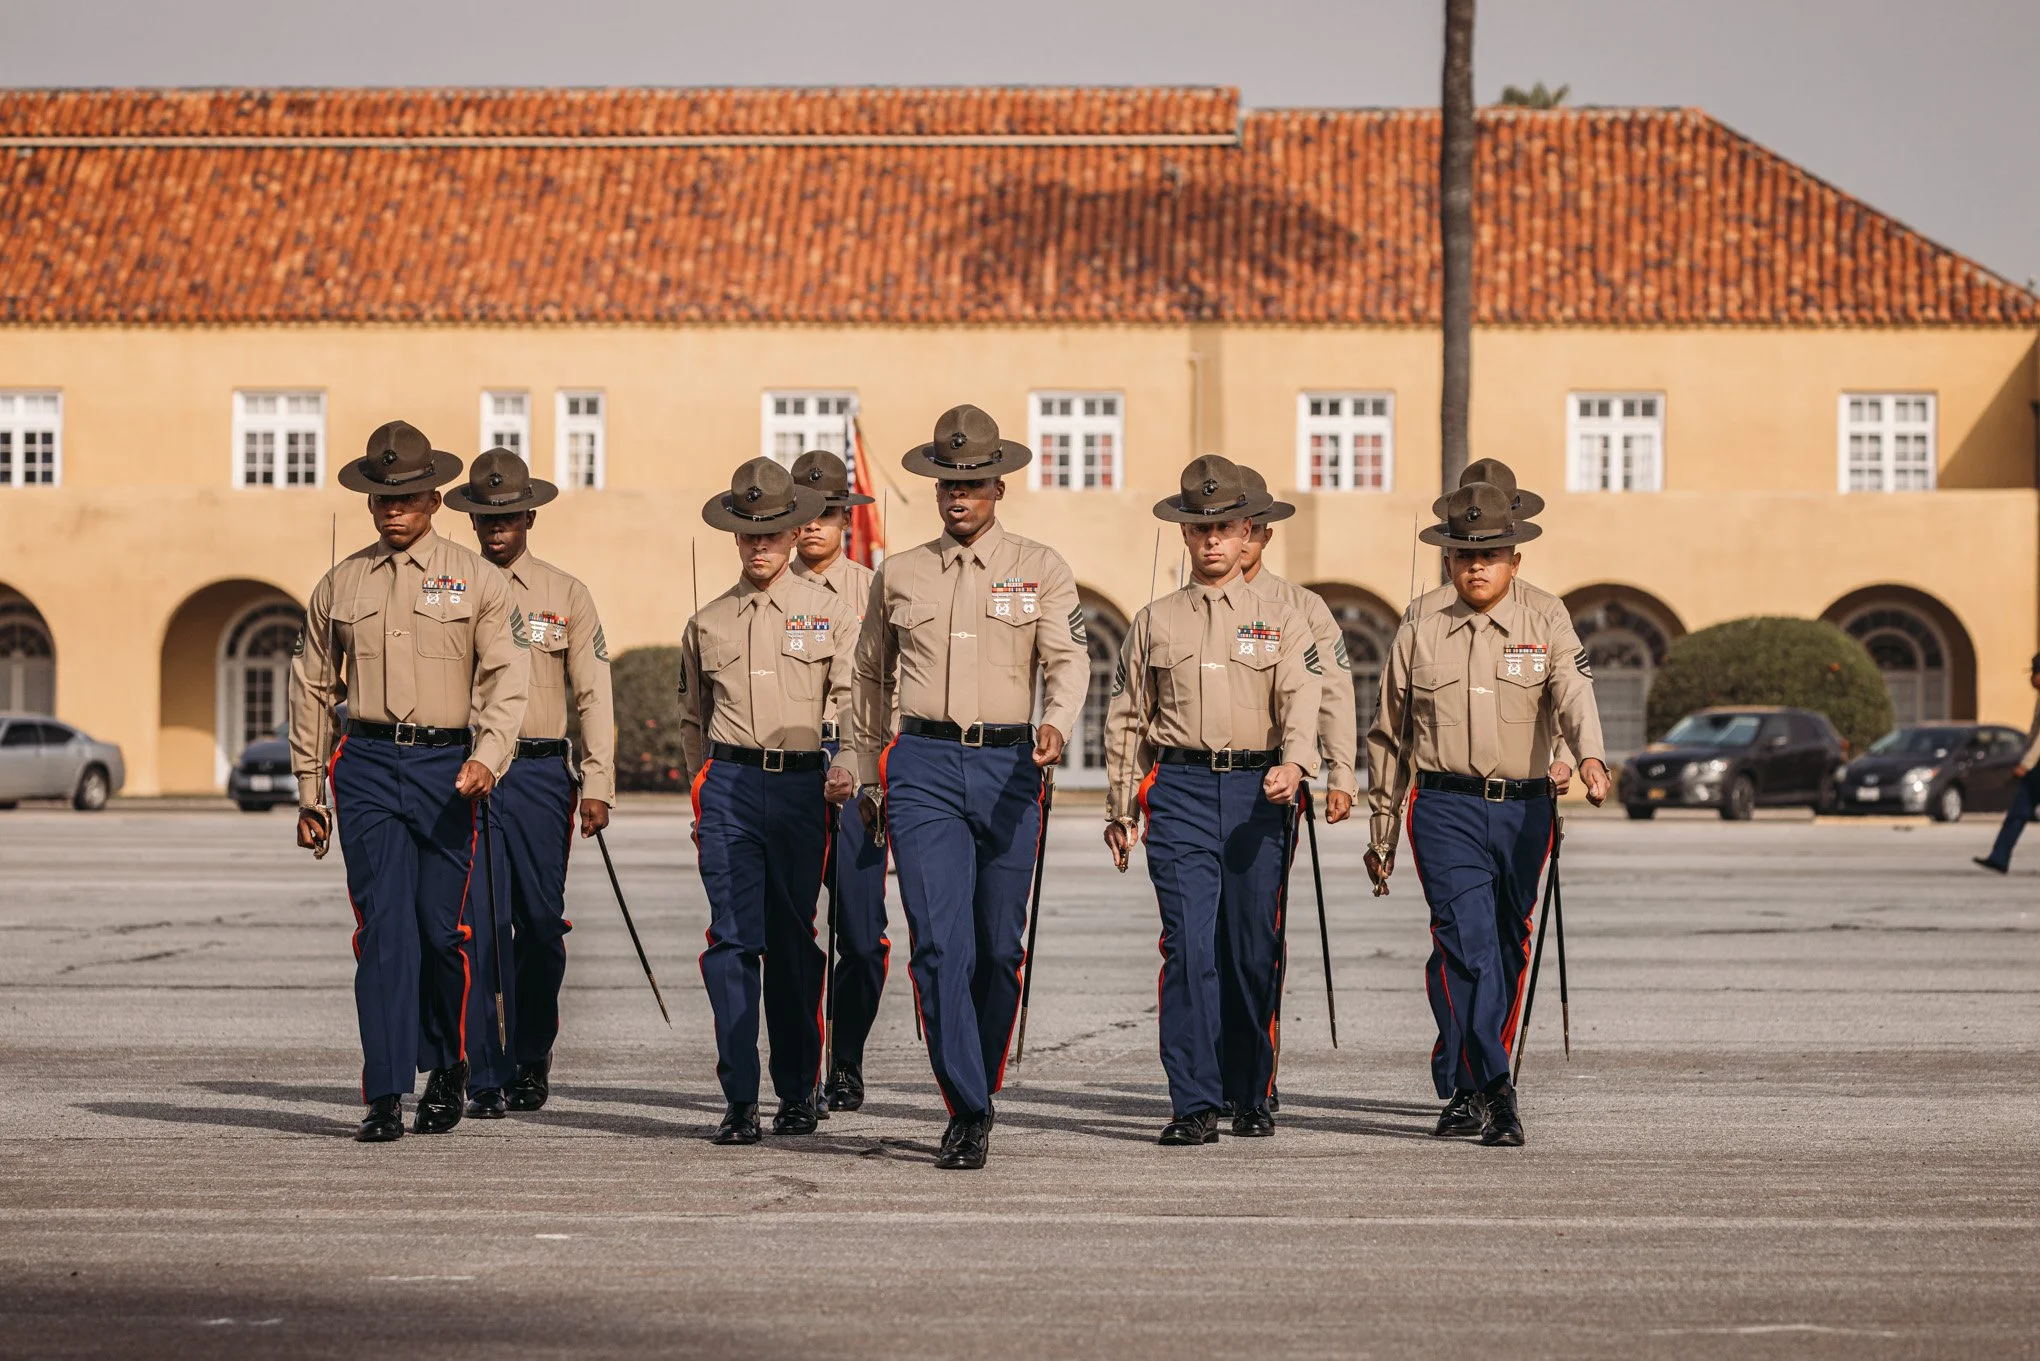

left=75, top=1101, right=355, bottom=1138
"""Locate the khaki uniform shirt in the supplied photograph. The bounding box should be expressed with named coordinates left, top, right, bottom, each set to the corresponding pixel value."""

left=1366, top=584, right=1605, bottom=852
left=1247, top=568, right=1359, bottom=796
left=1412, top=575, right=1578, bottom=769
left=793, top=552, right=875, bottom=730
left=1103, top=577, right=1324, bottom=821
left=288, top=529, right=529, bottom=807
left=504, top=552, right=617, bottom=806
left=2020, top=695, right=2040, bottom=771
left=846, top=521, right=1088, bottom=786
left=676, top=570, right=857, bottom=784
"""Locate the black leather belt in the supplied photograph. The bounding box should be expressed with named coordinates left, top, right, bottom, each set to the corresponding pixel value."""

left=1156, top=746, right=1284, bottom=772
left=517, top=738, right=571, bottom=759
left=709, top=741, right=828, bottom=773
left=1417, top=770, right=1553, bottom=802
left=347, top=719, right=470, bottom=749
left=900, top=717, right=1034, bottom=748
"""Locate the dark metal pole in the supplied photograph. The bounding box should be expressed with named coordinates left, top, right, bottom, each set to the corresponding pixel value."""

left=1302, top=784, right=1339, bottom=1049
left=1553, top=811, right=1571, bottom=1060
left=1010, top=769, right=1056, bottom=1065
left=593, top=827, right=672, bottom=1026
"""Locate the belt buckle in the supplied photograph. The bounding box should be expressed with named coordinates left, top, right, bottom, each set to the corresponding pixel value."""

left=1210, top=748, right=1235, bottom=773
left=763, top=748, right=786, bottom=773
left=393, top=722, right=418, bottom=747
left=960, top=723, right=985, bottom=748
left=1483, top=776, right=1507, bottom=803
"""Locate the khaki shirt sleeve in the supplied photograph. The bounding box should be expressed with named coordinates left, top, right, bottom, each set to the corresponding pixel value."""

left=824, top=595, right=859, bottom=775
left=1035, top=555, right=1089, bottom=739
left=287, top=571, right=342, bottom=808
left=846, top=566, right=897, bottom=788
left=1274, top=604, right=1323, bottom=778
left=468, top=566, right=530, bottom=779
left=1366, top=619, right=1417, bottom=852
left=566, top=579, right=616, bottom=806
left=1544, top=615, right=1606, bottom=768
left=677, top=617, right=707, bottom=788
left=1104, top=609, right=1156, bottom=822
left=1305, top=593, right=1360, bottom=795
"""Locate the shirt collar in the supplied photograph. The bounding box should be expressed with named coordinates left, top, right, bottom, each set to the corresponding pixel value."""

left=1200, top=574, right=1246, bottom=610
left=793, top=556, right=844, bottom=593
left=503, top=550, right=532, bottom=587
left=737, top=570, right=794, bottom=613
left=374, top=528, right=438, bottom=570
left=1446, top=583, right=1520, bottom=634
left=940, top=519, right=1006, bottom=571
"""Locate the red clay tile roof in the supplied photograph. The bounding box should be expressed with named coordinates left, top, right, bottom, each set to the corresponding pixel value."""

left=0, top=89, right=2030, bottom=327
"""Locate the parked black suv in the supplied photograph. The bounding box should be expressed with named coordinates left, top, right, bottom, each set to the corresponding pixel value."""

left=1834, top=723, right=2028, bottom=822
left=1620, top=707, right=1847, bottom=820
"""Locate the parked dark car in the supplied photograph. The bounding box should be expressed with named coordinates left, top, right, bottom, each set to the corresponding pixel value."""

left=0, top=713, right=126, bottom=810
left=1620, top=707, right=1846, bottom=821
left=228, top=725, right=296, bottom=812
left=1833, top=723, right=2027, bottom=822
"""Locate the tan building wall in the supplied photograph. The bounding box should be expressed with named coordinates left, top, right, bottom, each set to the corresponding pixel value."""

left=0, top=323, right=2033, bottom=793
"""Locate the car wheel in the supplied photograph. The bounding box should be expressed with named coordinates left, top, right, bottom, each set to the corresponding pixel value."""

left=1814, top=773, right=1839, bottom=814
left=1931, top=784, right=1964, bottom=823
left=1720, top=774, right=1757, bottom=822
left=1625, top=804, right=1656, bottom=821
left=72, top=765, right=111, bottom=812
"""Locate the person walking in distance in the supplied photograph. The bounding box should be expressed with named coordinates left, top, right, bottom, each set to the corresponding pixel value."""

left=1974, top=654, right=2040, bottom=873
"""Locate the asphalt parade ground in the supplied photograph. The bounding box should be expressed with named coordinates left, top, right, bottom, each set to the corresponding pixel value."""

left=2, top=801, right=2037, bottom=1360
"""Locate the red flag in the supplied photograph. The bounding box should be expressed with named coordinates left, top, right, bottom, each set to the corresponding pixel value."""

left=847, top=415, right=885, bottom=567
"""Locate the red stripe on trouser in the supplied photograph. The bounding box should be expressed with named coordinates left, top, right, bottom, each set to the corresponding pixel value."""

left=1266, top=799, right=1301, bottom=1096
left=989, top=766, right=1048, bottom=1096
left=455, top=801, right=478, bottom=1063
left=1500, top=815, right=1555, bottom=1057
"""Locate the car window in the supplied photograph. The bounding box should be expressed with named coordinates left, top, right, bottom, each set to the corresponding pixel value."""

left=1786, top=714, right=1821, bottom=744
left=1757, top=716, right=1788, bottom=744
left=1661, top=713, right=1764, bottom=748
left=0, top=723, right=38, bottom=748
left=34, top=723, right=74, bottom=746
left=1991, top=730, right=2024, bottom=759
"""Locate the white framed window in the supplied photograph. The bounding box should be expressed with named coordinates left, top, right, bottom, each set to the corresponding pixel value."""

left=1296, top=392, right=1393, bottom=491
left=234, top=390, right=325, bottom=488
left=761, top=391, right=857, bottom=467
left=1567, top=392, right=1663, bottom=492
left=556, top=390, right=605, bottom=490
left=1839, top=393, right=1936, bottom=492
left=1029, top=392, right=1123, bottom=490
left=0, top=391, right=61, bottom=487
left=480, top=391, right=530, bottom=460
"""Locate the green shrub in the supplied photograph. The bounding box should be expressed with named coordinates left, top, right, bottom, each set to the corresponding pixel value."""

left=1645, top=616, right=1893, bottom=753
left=612, top=645, right=688, bottom=793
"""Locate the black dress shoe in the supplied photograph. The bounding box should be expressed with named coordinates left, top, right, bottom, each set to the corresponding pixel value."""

left=1231, top=1106, right=1275, bottom=1138
left=712, top=1103, right=762, bottom=1145
left=1157, top=1110, right=1220, bottom=1146
left=773, top=1096, right=820, bottom=1136
left=1479, top=1079, right=1524, bottom=1147
left=465, top=1087, right=507, bottom=1120
left=413, top=1061, right=469, bottom=1134
left=824, top=1064, right=865, bottom=1112
left=1974, top=856, right=2010, bottom=874
left=1433, top=1090, right=1484, bottom=1138
left=935, top=1113, right=991, bottom=1170
left=506, top=1058, right=551, bottom=1111
left=1219, top=1099, right=1238, bottom=1118
left=356, top=1095, right=404, bottom=1143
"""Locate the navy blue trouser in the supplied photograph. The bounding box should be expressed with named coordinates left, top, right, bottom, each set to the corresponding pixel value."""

left=693, top=758, right=830, bottom=1106
left=330, top=736, right=479, bottom=1102
left=1143, top=763, right=1292, bottom=1117
left=1985, top=769, right=2040, bottom=867
left=882, top=733, right=1044, bottom=1117
left=824, top=738, right=891, bottom=1071
left=493, top=754, right=577, bottom=1068
left=1405, top=786, right=1554, bottom=1098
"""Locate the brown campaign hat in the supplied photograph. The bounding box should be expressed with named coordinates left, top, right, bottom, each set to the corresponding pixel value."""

left=1153, top=455, right=1277, bottom=524
left=901, top=404, right=1032, bottom=480
left=1238, top=465, right=1297, bottom=526
left=444, top=447, right=559, bottom=514
left=701, top=457, right=829, bottom=534
left=336, top=420, right=464, bottom=495
left=789, top=449, right=875, bottom=507
left=1439, top=457, right=1546, bottom=518
left=1419, top=481, right=1543, bottom=550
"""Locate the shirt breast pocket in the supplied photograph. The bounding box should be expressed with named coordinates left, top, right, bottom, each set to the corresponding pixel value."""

left=414, top=592, right=474, bottom=660
left=529, top=627, right=568, bottom=688
left=1412, top=662, right=1464, bottom=727
left=1496, top=659, right=1546, bottom=724
left=332, top=597, right=382, bottom=659
left=780, top=630, right=835, bottom=703
left=889, top=600, right=941, bottom=685
left=983, top=594, right=1037, bottom=665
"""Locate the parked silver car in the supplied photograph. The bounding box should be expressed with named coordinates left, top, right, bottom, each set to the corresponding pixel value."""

left=0, top=713, right=126, bottom=810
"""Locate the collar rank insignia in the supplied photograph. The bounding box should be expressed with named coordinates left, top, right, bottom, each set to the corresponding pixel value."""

left=532, top=610, right=569, bottom=644
left=1237, top=621, right=1281, bottom=657
left=785, top=614, right=831, bottom=652
left=1502, top=642, right=1548, bottom=677
left=988, top=579, right=1040, bottom=617
left=421, top=575, right=467, bottom=605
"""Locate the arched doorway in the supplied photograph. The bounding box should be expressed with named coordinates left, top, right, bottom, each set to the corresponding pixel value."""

left=1053, top=590, right=1131, bottom=789
left=1823, top=586, right=1976, bottom=724
left=218, top=600, right=308, bottom=770
left=0, top=589, right=55, bottom=713
left=1306, top=583, right=1399, bottom=783
left=1564, top=586, right=1685, bottom=763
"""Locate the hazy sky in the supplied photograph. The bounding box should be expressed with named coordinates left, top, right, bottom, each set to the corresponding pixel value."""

left=8, top=0, right=2034, bottom=286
